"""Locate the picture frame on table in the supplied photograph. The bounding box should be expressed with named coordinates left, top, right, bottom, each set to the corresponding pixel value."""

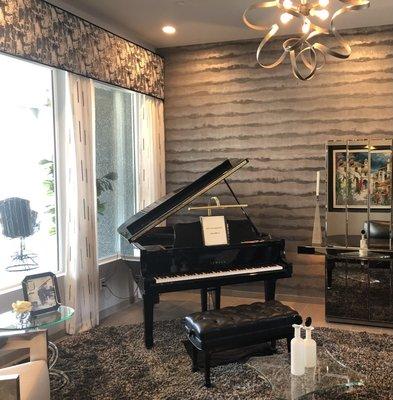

left=327, top=144, right=392, bottom=212
left=22, top=272, right=61, bottom=316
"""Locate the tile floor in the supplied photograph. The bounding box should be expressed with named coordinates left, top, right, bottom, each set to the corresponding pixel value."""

left=101, top=289, right=393, bottom=336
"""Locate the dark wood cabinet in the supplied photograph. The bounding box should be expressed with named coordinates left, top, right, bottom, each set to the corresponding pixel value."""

left=325, top=252, right=393, bottom=327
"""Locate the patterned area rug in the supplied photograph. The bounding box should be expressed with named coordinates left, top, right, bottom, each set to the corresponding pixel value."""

left=52, top=320, right=393, bottom=400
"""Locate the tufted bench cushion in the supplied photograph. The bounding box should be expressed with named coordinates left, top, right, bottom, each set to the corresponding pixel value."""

left=185, top=301, right=300, bottom=342
left=184, top=300, right=301, bottom=387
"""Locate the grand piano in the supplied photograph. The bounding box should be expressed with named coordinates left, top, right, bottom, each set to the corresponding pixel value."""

left=118, top=158, right=293, bottom=348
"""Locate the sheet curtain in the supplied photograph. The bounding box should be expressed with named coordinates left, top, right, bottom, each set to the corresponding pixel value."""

left=137, top=96, right=166, bottom=211
left=63, top=73, right=99, bottom=334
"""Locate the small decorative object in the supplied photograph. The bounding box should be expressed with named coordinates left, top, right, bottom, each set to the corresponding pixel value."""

left=291, top=322, right=305, bottom=376
left=312, top=171, right=322, bottom=245
left=243, top=0, right=370, bottom=81
left=12, top=300, right=32, bottom=325
left=359, top=229, right=368, bottom=257
left=303, top=316, right=317, bottom=368
left=22, top=272, right=60, bottom=316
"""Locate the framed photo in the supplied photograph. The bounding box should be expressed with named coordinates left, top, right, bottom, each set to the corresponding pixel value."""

left=328, top=145, right=392, bottom=212
left=22, top=272, right=60, bottom=315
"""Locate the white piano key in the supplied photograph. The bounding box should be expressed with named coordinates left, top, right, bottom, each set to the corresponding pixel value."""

left=154, top=264, right=283, bottom=284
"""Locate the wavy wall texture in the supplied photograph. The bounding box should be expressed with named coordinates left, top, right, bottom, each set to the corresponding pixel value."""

left=160, top=25, right=393, bottom=250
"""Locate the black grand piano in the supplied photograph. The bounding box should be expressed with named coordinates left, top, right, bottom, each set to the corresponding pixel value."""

left=118, top=159, right=293, bottom=348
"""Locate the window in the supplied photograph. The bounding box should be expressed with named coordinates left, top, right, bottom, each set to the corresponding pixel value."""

left=95, top=83, right=138, bottom=261
left=0, top=54, right=142, bottom=291
left=0, top=54, right=60, bottom=291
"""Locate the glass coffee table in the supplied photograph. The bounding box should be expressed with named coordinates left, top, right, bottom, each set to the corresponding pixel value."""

left=0, top=305, right=74, bottom=391
left=246, top=346, right=365, bottom=400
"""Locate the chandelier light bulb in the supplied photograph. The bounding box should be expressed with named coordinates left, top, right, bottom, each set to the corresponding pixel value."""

left=302, top=20, right=310, bottom=34
left=318, top=9, right=330, bottom=20
left=280, top=12, right=293, bottom=24
left=319, top=0, right=329, bottom=7
left=283, top=0, right=293, bottom=10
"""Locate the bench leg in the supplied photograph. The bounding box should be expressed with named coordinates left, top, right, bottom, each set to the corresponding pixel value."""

left=271, top=339, right=277, bottom=351
left=204, top=352, right=211, bottom=388
left=191, top=346, right=199, bottom=372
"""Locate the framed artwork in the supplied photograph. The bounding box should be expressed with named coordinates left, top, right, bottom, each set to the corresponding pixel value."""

left=22, top=272, right=61, bottom=316
left=328, top=145, right=392, bottom=212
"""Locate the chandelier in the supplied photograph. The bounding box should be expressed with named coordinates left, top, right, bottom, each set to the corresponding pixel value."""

left=243, top=0, right=370, bottom=81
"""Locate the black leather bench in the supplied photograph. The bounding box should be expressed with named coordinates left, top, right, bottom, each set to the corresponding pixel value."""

left=184, top=300, right=302, bottom=387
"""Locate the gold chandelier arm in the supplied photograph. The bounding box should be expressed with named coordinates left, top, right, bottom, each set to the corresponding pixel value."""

left=300, top=42, right=326, bottom=71
left=243, top=0, right=279, bottom=31
left=314, top=0, right=370, bottom=60
left=290, top=44, right=318, bottom=81
left=256, top=24, right=288, bottom=68
left=338, top=0, right=370, bottom=6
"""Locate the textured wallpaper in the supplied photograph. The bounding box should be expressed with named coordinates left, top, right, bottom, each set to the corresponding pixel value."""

left=0, top=0, right=164, bottom=99
left=160, top=25, right=393, bottom=248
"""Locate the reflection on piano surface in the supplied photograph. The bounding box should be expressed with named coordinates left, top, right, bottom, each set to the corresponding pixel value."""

left=118, top=159, right=293, bottom=348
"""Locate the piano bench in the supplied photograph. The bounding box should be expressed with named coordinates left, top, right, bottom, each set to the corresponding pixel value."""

left=184, top=300, right=302, bottom=388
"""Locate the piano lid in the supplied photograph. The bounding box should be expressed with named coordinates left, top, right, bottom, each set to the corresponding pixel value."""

left=118, top=158, right=249, bottom=242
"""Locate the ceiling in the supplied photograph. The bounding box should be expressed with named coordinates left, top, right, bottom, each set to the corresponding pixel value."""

left=48, top=0, right=393, bottom=49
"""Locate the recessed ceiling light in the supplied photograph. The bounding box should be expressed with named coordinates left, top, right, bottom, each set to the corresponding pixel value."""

left=162, top=25, right=176, bottom=34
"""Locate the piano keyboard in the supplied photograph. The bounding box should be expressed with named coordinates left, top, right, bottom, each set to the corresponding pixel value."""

left=154, top=264, right=283, bottom=284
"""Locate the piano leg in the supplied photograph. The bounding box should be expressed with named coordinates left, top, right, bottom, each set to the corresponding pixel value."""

left=143, top=291, right=155, bottom=349
left=264, top=279, right=277, bottom=301
left=200, top=288, right=208, bottom=311
left=214, top=287, right=221, bottom=310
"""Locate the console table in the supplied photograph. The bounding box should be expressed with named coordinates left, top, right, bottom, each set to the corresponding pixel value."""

left=299, top=245, right=393, bottom=328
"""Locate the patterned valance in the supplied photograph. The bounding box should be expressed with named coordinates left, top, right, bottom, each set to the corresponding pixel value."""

left=0, top=0, right=164, bottom=99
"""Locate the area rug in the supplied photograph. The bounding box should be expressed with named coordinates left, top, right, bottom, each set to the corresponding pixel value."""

left=52, top=319, right=393, bottom=400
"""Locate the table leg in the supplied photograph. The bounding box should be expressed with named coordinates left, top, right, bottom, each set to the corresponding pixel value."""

left=48, top=341, right=70, bottom=391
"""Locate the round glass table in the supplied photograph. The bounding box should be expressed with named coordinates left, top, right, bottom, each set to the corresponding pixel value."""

left=0, top=305, right=74, bottom=391
left=246, top=346, right=365, bottom=399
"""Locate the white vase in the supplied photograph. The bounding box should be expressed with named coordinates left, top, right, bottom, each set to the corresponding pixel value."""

left=303, top=326, right=317, bottom=368
left=291, top=324, right=305, bottom=376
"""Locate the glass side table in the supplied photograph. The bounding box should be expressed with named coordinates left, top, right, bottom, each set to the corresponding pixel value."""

left=246, top=346, right=365, bottom=400
left=0, top=305, right=74, bottom=391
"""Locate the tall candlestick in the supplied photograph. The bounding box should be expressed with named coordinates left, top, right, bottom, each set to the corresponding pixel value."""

left=316, top=171, right=320, bottom=197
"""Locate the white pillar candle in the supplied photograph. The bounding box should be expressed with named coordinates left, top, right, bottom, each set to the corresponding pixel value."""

left=316, top=171, right=320, bottom=197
